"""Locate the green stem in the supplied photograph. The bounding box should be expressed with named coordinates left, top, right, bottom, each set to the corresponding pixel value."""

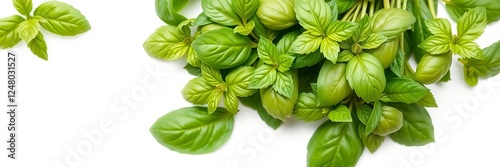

left=360, top=0, right=369, bottom=19
left=369, top=1, right=375, bottom=16
left=341, top=1, right=360, bottom=21
left=250, top=32, right=259, bottom=41
left=402, top=0, right=408, bottom=10
left=251, top=41, right=258, bottom=48
left=397, top=0, right=401, bottom=8
left=404, top=59, right=416, bottom=76
left=351, top=1, right=363, bottom=22
left=384, top=0, right=391, bottom=9
left=428, top=0, right=437, bottom=18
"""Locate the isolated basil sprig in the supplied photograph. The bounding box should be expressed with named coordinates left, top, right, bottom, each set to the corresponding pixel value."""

left=0, top=0, right=91, bottom=60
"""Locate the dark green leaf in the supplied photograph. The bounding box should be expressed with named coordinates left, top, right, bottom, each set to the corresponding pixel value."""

left=380, top=78, right=430, bottom=104
left=389, top=48, right=405, bottom=78
left=364, top=100, right=382, bottom=136
left=184, top=64, right=202, bottom=76
left=358, top=124, right=385, bottom=153
left=389, top=103, right=435, bottom=146
left=294, top=92, right=328, bottom=122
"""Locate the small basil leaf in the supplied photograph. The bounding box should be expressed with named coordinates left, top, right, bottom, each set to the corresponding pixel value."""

left=356, top=104, right=372, bottom=125
left=248, top=64, right=277, bottom=89
left=358, top=124, right=385, bottom=153
left=13, top=0, right=32, bottom=16
left=290, top=31, right=323, bottom=54
left=364, top=100, right=382, bottom=136
left=258, top=36, right=279, bottom=65
left=294, top=0, right=331, bottom=34
left=320, top=37, right=340, bottom=63
left=425, top=18, right=453, bottom=39
left=452, top=40, right=484, bottom=59
left=224, top=89, right=239, bottom=114
left=232, top=0, right=259, bottom=22
left=16, top=19, right=39, bottom=43
left=226, top=66, right=257, bottom=97
left=457, top=7, right=487, bottom=41
left=201, top=64, right=224, bottom=86
left=380, top=78, right=430, bottom=104
left=370, top=8, right=416, bottom=40
left=361, top=33, right=387, bottom=50
left=143, top=26, right=188, bottom=60
left=416, top=91, right=438, bottom=107
left=327, top=21, right=358, bottom=42
left=389, top=48, right=405, bottom=78
left=207, top=90, right=223, bottom=114
left=294, top=92, right=328, bottom=122
left=182, top=77, right=216, bottom=105
left=462, top=40, right=500, bottom=78
left=260, top=70, right=299, bottom=121
left=27, top=33, right=48, bottom=60
left=34, top=1, right=91, bottom=36
left=273, top=71, right=294, bottom=98
left=277, top=54, right=295, bottom=72
left=418, top=34, right=452, bottom=55
left=234, top=20, right=255, bottom=35
left=328, top=105, right=352, bottom=122
left=0, top=15, right=25, bottom=49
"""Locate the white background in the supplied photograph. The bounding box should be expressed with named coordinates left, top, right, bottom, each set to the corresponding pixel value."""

left=1, top=0, right=499, bottom=167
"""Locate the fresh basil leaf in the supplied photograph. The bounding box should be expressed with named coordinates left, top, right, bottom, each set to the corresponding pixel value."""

left=457, top=7, right=487, bottom=41
left=256, top=0, right=297, bottom=30
left=186, top=47, right=202, bottom=67
left=294, top=92, right=328, bottom=122
left=192, top=27, right=252, bottom=69
left=258, top=36, right=279, bottom=65
left=462, top=41, right=500, bottom=78
left=325, top=0, right=339, bottom=20
left=328, top=105, right=352, bottom=122
left=182, top=77, right=216, bottom=105
left=364, top=100, right=382, bottom=136
left=320, top=36, right=340, bottom=63
left=358, top=124, right=384, bottom=153
left=193, top=12, right=214, bottom=26
left=260, top=70, right=299, bottom=121
left=249, top=64, right=277, bottom=89
left=389, top=48, right=405, bottom=78
left=27, top=33, right=48, bottom=60
left=445, top=0, right=500, bottom=24
left=184, top=64, right=202, bottom=76
left=417, top=91, right=438, bottom=107
left=144, top=26, right=188, bottom=60
left=13, top=0, right=32, bottom=16
left=290, top=31, right=323, bottom=54
left=335, top=0, right=358, bottom=13
left=356, top=104, right=372, bottom=125
left=273, top=71, right=294, bottom=98
left=293, top=50, right=325, bottom=68
left=251, top=15, right=278, bottom=41
left=224, top=89, right=239, bottom=114
left=202, top=0, right=240, bottom=26
left=352, top=15, right=371, bottom=43
left=407, top=0, right=433, bottom=62
left=366, top=37, right=399, bottom=68
left=294, top=0, right=331, bottom=35
left=16, top=19, right=39, bottom=43
left=307, top=121, right=364, bottom=167
left=370, top=8, right=416, bottom=40
left=418, top=34, right=452, bottom=55
left=201, top=64, right=224, bottom=86
left=317, top=61, right=352, bottom=106
left=155, top=0, right=188, bottom=25
left=226, top=66, right=257, bottom=97
left=372, top=105, right=403, bottom=136
left=232, top=0, right=259, bottom=22
left=389, top=103, right=435, bottom=146
left=208, top=90, right=223, bottom=114
left=338, top=50, right=354, bottom=62
left=380, top=78, right=430, bottom=104
left=277, top=30, right=301, bottom=55
left=463, top=65, right=479, bottom=86
left=346, top=53, right=386, bottom=102
left=425, top=18, right=453, bottom=39
left=0, top=15, right=24, bottom=49
left=327, top=21, right=358, bottom=42
left=234, top=20, right=255, bottom=35
left=415, top=52, right=453, bottom=84
left=240, top=93, right=282, bottom=129
left=452, top=40, right=484, bottom=59
left=277, top=54, right=295, bottom=72
left=150, top=106, right=234, bottom=154
left=34, top=1, right=91, bottom=36
left=361, top=33, right=387, bottom=49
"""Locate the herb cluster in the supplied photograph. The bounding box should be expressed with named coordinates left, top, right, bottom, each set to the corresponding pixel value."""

left=145, top=0, right=500, bottom=166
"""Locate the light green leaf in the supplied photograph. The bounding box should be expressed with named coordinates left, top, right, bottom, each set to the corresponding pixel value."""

left=249, top=64, right=277, bottom=89
left=358, top=124, right=384, bottom=153
left=182, top=77, right=216, bottom=104
left=277, top=54, right=295, bottom=72
left=419, top=34, right=452, bottom=54
left=338, top=50, right=354, bottom=62
left=370, top=8, right=416, bottom=40
left=150, top=106, right=234, bottom=154
left=273, top=71, right=294, bottom=98
left=356, top=104, right=372, bottom=125
left=226, top=66, right=257, bottom=97
left=193, top=12, right=215, bottom=26
left=234, top=20, right=255, bottom=35
left=452, top=40, right=484, bottom=59
left=327, top=21, right=358, bottom=42
left=294, top=0, right=331, bottom=35
left=389, top=103, right=435, bottom=146
left=317, top=62, right=351, bottom=106
left=365, top=100, right=382, bottom=136
left=202, top=0, right=240, bottom=26
left=13, top=0, right=33, bottom=16
left=321, top=37, right=340, bottom=63
left=380, top=78, right=430, bottom=104
left=208, top=90, right=223, bottom=114
left=346, top=53, right=386, bottom=102
left=16, top=19, right=39, bottom=43
left=417, top=91, right=438, bottom=107
left=201, top=64, right=224, bottom=86
left=457, top=7, right=487, bottom=41
left=425, top=18, right=452, bottom=39
left=27, top=33, right=48, bottom=60
left=373, top=105, right=403, bottom=136
left=261, top=70, right=299, bottom=121
left=232, top=0, right=259, bottom=22
left=155, top=0, right=188, bottom=26
left=290, top=31, right=323, bottom=54
left=186, top=47, right=202, bottom=67
left=352, top=15, right=371, bottom=42
left=362, top=34, right=387, bottom=49
left=0, top=15, right=25, bottom=49
left=307, top=121, right=364, bottom=167
left=224, top=89, right=239, bottom=114
left=143, top=25, right=187, bottom=60
left=258, top=36, right=278, bottom=64
left=34, top=1, right=91, bottom=36
left=463, top=65, right=479, bottom=86
left=293, top=92, right=328, bottom=122
left=328, top=105, right=352, bottom=122
left=462, top=41, right=500, bottom=78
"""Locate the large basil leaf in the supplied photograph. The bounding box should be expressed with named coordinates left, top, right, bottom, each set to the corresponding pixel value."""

left=389, top=103, right=435, bottom=146
left=202, top=0, right=240, bottom=26
left=294, top=92, right=328, bottom=122
left=150, top=106, right=234, bottom=154
left=155, top=0, right=188, bottom=25
left=317, top=61, right=352, bottom=106
left=307, top=121, right=364, bottom=167
left=380, top=78, right=430, bottom=104
left=445, top=0, right=500, bottom=24
left=294, top=0, right=331, bottom=35
left=370, top=8, right=416, bottom=40
left=372, top=105, right=403, bottom=136
left=34, top=1, right=91, bottom=36
left=192, top=27, right=252, bottom=69
left=0, top=15, right=24, bottom=49
left=240, top=93, right=282, bottom=129
left=462, top=41, right=500, bottom=78
left=260, top=70, right=299, bottom=121
left=346, top=52, right=386, bottom=102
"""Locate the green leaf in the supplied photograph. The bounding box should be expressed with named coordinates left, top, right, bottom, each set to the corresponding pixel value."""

left=155, top=0, right=188, bottom=25
left=407, top=0, right=433, bottom=62
left=16, top=19, right=39, bottom=43
left=370, top=8, right=416, bottom=40
left=294, top=0, right=331, bottom=35
left=150, top=106, right=234, bottom=154
left=415, top=52, right=453, bottom=84
left=277, top=54, right=295, bottom=72
left=0, top=15, right=25, bottom=49
left=240, top=93, right=282, bottom=129
left=224, top=89, right=239, bottom=114
left=182, top=77, right=216, bottom=104
left=389, top=48, right=405, bottom=78
left=234, top=20, right=255, bottom=35
left=380, top=78, right=430, bottom=104
left=389, top=103, right=435, bottom=146
left=327, top=21, right=358, bottom=42
left=186, top=47, right=202, bottom=67
left=290, top=31, right=323, bottom=54
left=418, top=34, right=452, bottom=54
left=462, top=41, right=500, bottom=78
left=317, top=61, right=352, bottom=106
left=452, top=40, right=484, bottom=59
left=184, top=64, right=202, bottom=76
left=338, top=50, right=354, bottom=62
left=34, top=1, right=91, bottom=36
left=373, top=105, right=403, bottom=136
left=251, top=15, right=278, bottom=41
left=328, top=105, right=352, bottom=122
left=248, top=64, right=277, bottom=89
left=232, top=0, right=259, bottom=22
left=457, top=7, right=487, bottom=41
left=352, top=15, right=371, bottom=43
left=143, top=26, right=188, bottom=60
left=258, top=37, right=279, bottom=65
left=193, top=12, right=214, bottom=26
left=27, top=33, right=48, bottom=60
left=366, top=38, right=399, bottom=68
left=356, top=104, right=372, bottom=125
left=202, top=0, right=240, bottom=26
left=273, top=71, right=294, bottom=98
left=463, top=65, right=479, bottom=86
left=260, top=70, right=299, bottom=121
left=325, top=0, right=339, bottom=20
left=293, top=92, right=328, bottom=122
left=335, top=0, right=358, bottom=13
left=417, top=91, right=438, bottom=107
left=226, top=66, right=257, bottom=97
left=362, top=34, right=387, bottom=49
left=320, top=37, right=340, bottom=63
left=358, top=124, right=385, bottom=153
left=293, top=50, right=325, bottom=68
left=208, top=90, right=223, bottom=114
left=256, top=0, right=297, bottom=30
left=201, top=64, right=224, bottom=86
left=364, top=100, right=382, bottom=136
left=192, top=27, right=252, bottom=69
left=13, top=0, right=32, bottom=16
left=307, top=121, right=364, bottom=167
left=444, top=0, right=500, bottom=24
left=346, top=53, right=386, bottom=102
left=425, top=18, right=453, bottom=39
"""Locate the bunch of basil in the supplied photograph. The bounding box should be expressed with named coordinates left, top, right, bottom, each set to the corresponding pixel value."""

left=144, top=0, right=500, bottom=166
